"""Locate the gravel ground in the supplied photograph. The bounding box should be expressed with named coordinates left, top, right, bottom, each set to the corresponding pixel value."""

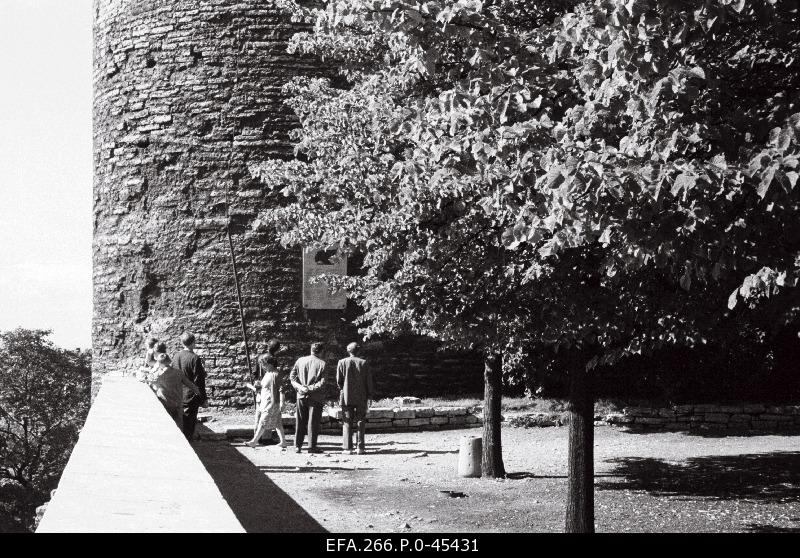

left=192, top=423, right=800, bottom=533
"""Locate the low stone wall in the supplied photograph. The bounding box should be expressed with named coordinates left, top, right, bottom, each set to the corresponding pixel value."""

left=324, top=406, right=482, bottom=432
left=212, top=402, right=800, bottom=440
left=219, top=406, right=483, bottom=439
left=604, top=404, right=800, bottom=431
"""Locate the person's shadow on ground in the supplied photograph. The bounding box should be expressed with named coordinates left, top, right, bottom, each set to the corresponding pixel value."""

left=256, top=465, right=374, bottom=473
left=289, top=440, right=453, bottom=455
left=194, top=436, right=327, bottom=533
left=365, top=447, right=457, bottom=455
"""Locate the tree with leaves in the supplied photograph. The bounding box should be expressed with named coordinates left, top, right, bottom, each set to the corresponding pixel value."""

left=252, top=0, right=584, bottom=478
left=253, top=0, right=799, bottom=531
left=0, top=329, right=91, bottom=531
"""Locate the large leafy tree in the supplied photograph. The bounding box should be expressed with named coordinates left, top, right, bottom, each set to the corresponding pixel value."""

left=253, top=0, right=572, bottom=479
left=0, top=329, right=91, bottom=531
left=254, top=0, right=800, bottom=531
left=528, top=0, right=800, bottom=530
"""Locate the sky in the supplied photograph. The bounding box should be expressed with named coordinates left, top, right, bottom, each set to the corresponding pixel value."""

left=0, top=0, right=93, bottom=350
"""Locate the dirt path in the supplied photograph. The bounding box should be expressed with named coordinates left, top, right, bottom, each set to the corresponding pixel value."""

left=193, top=425, right=800, bottom=533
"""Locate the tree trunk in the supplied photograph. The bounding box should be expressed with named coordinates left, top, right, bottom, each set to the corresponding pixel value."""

left=481, top=351, right=505, bottom=478
left=565, top=363, right=594, bottom=532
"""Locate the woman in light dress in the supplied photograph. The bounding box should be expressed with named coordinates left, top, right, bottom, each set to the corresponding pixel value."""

left=246, top=346, right=287, bottom=449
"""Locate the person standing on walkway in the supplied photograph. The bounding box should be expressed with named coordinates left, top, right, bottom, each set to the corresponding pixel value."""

left=246, top=347, right=288, bottom=449
left=136, top=337, right=159, bottom=382
left=172, top=332, right=208, bottom=441
left=143, top=337, right=158, bottom=367
left=139, top=340, right=169, bottom=380
left=152, top=352, right=201, bottom=430
left=290, top=342, right=328, bottom=453
left=336, top=342, right=373, bottom=455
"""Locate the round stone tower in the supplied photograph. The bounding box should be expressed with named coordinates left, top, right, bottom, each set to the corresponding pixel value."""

left=92, top=0, right=339, bottom=404
left=93, top=0, right=484, bottom=403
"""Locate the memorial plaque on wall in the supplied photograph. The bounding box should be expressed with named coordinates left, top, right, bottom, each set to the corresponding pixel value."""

left=302, top=247, right=347, bottom=309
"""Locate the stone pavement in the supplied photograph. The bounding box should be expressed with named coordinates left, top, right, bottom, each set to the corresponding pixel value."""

left=36, top=375, right=244, bottom=533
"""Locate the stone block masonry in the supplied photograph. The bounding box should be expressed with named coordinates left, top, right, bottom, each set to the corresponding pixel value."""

left=322, top=406, right=485, bottom=434
left=603, top=403, right=800, bottom=432
left=93, top=0, right=483, bottom=405
left=213, top=402, right=800, bottom=439
left=217, top=406, right=487, bottom=438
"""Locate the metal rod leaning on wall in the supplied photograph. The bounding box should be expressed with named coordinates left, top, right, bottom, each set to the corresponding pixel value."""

left=225, top=185, right=257, bottom=407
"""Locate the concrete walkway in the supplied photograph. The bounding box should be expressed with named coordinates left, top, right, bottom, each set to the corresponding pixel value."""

left=36, top=375, right=244, bottom=533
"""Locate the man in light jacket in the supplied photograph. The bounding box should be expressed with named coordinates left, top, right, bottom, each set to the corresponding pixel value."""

left=290, top=342, right=328, bottom=453
left=337, top=342, right=373, bottom=454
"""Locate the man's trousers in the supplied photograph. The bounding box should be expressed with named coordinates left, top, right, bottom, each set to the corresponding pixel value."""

left=161, top=400, right=183, bottom=431
left=342, top=404, right=367, bottom=450
left=183, top=399, right=201, bottom=441
left=295, top=397, right=323, bottom=449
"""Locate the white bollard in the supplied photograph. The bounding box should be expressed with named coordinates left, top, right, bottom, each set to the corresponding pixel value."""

left=457, top=435, right=482, bottom=478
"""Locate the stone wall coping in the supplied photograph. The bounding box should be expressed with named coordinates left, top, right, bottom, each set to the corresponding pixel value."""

left=37, top=375, right=244, bottom=533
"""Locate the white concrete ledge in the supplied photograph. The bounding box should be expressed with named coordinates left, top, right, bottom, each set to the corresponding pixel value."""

left=36, top=375, right=244, bottom=533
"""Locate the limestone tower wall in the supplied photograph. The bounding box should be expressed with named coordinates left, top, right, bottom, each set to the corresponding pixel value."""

left=93, top=0, right=483, bottom=405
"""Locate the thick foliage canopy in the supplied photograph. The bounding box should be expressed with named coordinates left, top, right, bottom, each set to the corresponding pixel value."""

left=252, top=0, right=800, bottom=368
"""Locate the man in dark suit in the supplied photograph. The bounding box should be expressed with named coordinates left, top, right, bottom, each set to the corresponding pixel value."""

left=172, top=332, right=208, bottom=441
left=337, top=342, right=372, bottom=455
left=290, top=342, right=329, bottom=453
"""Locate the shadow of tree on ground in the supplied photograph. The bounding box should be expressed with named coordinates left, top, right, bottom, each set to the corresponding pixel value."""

left=194, top=439, right=327, bottom=533
left=597, top=451, right=800, bottom=502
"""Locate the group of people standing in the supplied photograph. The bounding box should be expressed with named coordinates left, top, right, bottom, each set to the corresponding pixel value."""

left=247, top=340, right=373, bottom=454
left=140, top=334, right=373, bottom=454
left=139, top=332, right=208, bottom=441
